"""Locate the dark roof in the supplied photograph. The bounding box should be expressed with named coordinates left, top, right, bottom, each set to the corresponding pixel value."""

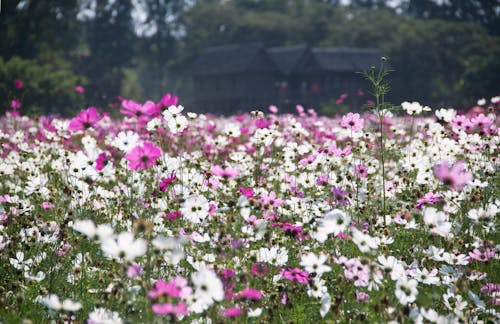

left=190, top=44, right=384, bottom=76
left=189, top=42, right=278, bottom=76
left=308, top=47, right=382, bottom=72
left=267, top=44, right=309, bottom=75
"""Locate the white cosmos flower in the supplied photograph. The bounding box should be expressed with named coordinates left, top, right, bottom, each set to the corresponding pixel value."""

left=87, top=307, right=123, bottom=324
left=377, top=255, right=405, bottom=281
left=112, top=131, right=140, bottom=152
left=319, top=293, right=331, bottom=318
left=101, top=232, right=147, bottom=262
left=300, top=252, right=331, bottom=276
left=41, top=294, right=82, bottom=312
left=168, top=115, right=188, bottom=134
left=395, top=277, right=419, bottom=305
left=256, top=246, right=288, bottom=266
left=189, top=266, right=224, bottom=313
left=72, top=220, right=114, bottom=241
left=410, top=268, right=440, bottom=285
left=248, top=308, right=263, bottom=317
left=314, top=209, right=350, bottom=243
left=443, top=289, right=468, bottom=315
left=352, top=229, right=379, bottom=253
left=401, top=101, right=431, bottom=115
left=435, top=108, right=456, bottom=123
left=423, top=207, right=452, bottom=237
left=181, top=195, right=210, bottom=223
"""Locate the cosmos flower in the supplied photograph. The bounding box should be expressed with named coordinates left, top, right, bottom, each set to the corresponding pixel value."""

left=75, top=85, right=85, bottom=94
left=14, top=79, right=23, bottom=89
left=280, top=267, right=309, bottom=284
left=87, top=308, right=123, bottom=324
left=100, top=232, right=147, bottom=262
left=351, top=229, right=379, bottom=253
left=120, top=99, right=158, bottom=119
left=223, top=307, right=243, bottom=318
left=395, top=278, right=419, bottom=305
left=354, top=164, right=368, bottom=178
left=300, top=253, right=331, bottom=276
left=181, top=195, right=210, bottom=223
left=41, top=294, right=82, bottom=312
left=211, top=165, right=240, bottom=178
left=340, top=112, right=364, bottom=132
left=190, top=266, right=224, bottom=311
left=68, top=107, right=102, bottom=131
left=415, top=192, right=440, bottom=209
left=434, top=160, right=472, bottom=190
left=125, top=141, right=161, bottom=170
left=423, top=207, right=452, bottom=237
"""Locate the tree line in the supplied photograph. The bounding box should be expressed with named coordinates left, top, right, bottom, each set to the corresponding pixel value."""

left=1, top=0, right=499, bottom=115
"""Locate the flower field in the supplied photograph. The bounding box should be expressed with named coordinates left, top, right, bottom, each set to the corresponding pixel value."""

left=0, top=93, right=499, bottom=323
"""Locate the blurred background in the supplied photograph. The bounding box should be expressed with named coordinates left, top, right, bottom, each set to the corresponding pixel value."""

left=1, top=0, right=499, bottom=116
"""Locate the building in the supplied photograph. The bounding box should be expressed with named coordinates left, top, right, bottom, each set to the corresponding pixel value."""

left=189, top=42, right=383, bottom=114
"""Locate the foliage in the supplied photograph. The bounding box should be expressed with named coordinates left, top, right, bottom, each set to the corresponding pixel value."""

left=0, top=53, right=86, bottom=116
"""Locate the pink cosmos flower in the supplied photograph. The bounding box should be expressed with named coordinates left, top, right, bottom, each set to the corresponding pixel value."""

left=11, top=99, right=22, bottom=110
left=126, top=263, right=143, bottom=278
left=95, top=152, right=110, bottom=171
left=68, top=107, right=102, bottom=131
left=340, top=113, right=364, bottom=132
left=468, top=248, right=495, bottom=263
left=336, top=93, right=348, bottom=104
left=471, top=113, right=494, bottom=134
left=156, top=93, right=179, bottom=111
left=75, top=85, right=85, bottom=94
left=434, top=160, right=472, bottom=190
left=269, top=105, right=278, bottom=114
left=159, top=173, right=177, bottom=192
left=223, top=307, right=242, bottom=318
left=239, top=288, right=263, bottom=301
left=251, top=263, right=268, bottom=277
left=415, top=192, right=440, bottom=209
left=354, top=164, right=368, bottom=178
left=451, top=115, right=472, bottom=132
left=57, top=242, right=71, bottom=256
left=41, top=202, right=55, bottom=210
left=280, top=267, right=309, bottom=284
left=152, top=302, right=188, bottom=316
left=211, top=165, right=240, bottom=178
left=120, top=99, right=159, bottom=119
left=125, top=141, right=161, bottom=170
left=14, top=79, right=23, bottom=89
left=166, top=210, right=181, bottom=221
left=260, top=191, right=283, bottom=208
left=332, top=146, right=352, bottom=157
left=356, top=291, right=370, bottom=302
left=239, top=187, right=254, bottom=198
left=343, top=258, right=370, bottom=287
left=332, top=186, right=349, bottom=205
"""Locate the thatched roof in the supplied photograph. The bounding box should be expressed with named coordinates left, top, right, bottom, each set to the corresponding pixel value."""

left=267, top=44, right=309, bottom=75
left=189, top=42, right=278, bottom=76
left=306, top=47, right=382, bottom=72
left=190, top=44, right=383, bottom=76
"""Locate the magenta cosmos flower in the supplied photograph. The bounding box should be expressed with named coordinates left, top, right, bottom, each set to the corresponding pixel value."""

left=340, top=112, right=364, bottom=132
left=68, top=107, right=102, bottom=131
left=125, top=142, right=162, bottom=170
left=120, top=99, right=159, bottom=119
left=14, top=79, right=23, bottom=89
left=434, top=160, right=472, bottom=191
left=75, top=85, right=85, bottom=94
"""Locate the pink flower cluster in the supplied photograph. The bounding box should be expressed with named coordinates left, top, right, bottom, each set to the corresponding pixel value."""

left=147, top=277, right=192, bottom=316
left=434, top=160, right=472, bottom=191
